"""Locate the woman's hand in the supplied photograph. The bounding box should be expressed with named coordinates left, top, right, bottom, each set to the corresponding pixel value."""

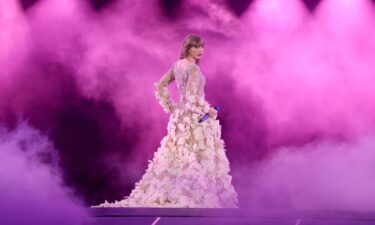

left=208, top=107, right=218, bottom=119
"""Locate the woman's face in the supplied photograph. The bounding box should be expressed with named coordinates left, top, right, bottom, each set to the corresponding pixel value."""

left=188, top=45, right=204, bottom=60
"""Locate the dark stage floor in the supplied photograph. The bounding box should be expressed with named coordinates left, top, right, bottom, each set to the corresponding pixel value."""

left=85, top=208, right=375, bottom=225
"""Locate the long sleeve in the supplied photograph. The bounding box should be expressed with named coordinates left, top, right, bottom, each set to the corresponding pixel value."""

left=154, top=64, right=176, bottom=113
left=184, top=64, right=211, bottom=115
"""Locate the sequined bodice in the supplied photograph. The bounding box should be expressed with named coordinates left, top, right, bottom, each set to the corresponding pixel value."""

left=173, top=59, right=206, bottom=101
left=154, top=58, right=210, bottom=114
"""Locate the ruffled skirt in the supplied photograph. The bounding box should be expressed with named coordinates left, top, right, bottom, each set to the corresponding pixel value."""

left=92, top=109, right=239, bottom=208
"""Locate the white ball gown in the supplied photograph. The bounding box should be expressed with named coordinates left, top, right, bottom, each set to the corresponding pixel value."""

left=92, top=59, right=239, bottom=208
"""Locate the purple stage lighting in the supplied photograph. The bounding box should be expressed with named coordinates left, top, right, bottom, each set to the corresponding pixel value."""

left=226, top=0, right=254, bottom=17
left=160, top=0, right=183, bottom=18
left=90, top=0, right=116, bottom=11
left=19, top=0, right=39, bottom=11
left=302, top=0, right=323, bottom=13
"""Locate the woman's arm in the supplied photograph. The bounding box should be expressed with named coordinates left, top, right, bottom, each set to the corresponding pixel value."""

left=154, top=64, right=176, bottom=113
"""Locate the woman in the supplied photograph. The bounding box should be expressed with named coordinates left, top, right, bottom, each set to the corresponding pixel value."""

left=94, top=34, right=239, bottom=208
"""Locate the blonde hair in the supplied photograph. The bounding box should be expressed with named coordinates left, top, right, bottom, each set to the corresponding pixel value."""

left=179, top=34, right=205, bottom=64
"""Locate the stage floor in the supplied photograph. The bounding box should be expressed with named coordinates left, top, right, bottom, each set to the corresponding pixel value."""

left=86, top=208, right=375, bottom=225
